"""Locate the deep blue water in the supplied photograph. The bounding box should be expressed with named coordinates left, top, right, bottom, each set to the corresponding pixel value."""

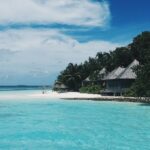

left=0, top=91, right=150, bottom=149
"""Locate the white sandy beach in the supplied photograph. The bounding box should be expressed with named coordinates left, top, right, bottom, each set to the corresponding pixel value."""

left=0, top=90, right=104, bottom=100
left=0, top=90, right=147, bottom=103
left=33, top=91, right=104, bottom=99
left=0, top=90, right=135, bottom=102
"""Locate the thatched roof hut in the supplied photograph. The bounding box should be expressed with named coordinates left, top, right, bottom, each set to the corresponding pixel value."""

left=84, top=77, right=91, bottom=82
left=102, top=59, right=139, bottom=96
left=99, top=67, right=107, bottom=75
left=118, top=59, right=139, bottom=79
left=53, top=81, right=68, bottom=91
left=103, top=67, right=125, bottom=80
left=82, top=67, right=107, bottom=86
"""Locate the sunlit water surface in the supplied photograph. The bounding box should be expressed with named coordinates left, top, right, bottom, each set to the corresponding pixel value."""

left=0, top=90, right=150, bottom=150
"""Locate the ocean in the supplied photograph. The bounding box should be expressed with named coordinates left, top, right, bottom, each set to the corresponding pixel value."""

left=0, top=85, right=50, bottom=91
left=0, top=87, right=150, bottom=150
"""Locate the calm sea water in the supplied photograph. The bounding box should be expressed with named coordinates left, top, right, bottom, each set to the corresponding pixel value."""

left=0, top=89, right=150, bottom=150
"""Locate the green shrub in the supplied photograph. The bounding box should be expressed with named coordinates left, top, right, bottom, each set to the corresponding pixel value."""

left=79, top=85, right=102, bottom=94
left=124, top=87, right=137, bottom=97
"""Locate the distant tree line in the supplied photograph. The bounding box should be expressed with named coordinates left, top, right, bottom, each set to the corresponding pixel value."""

left=55, top=31, right=150, bottom=97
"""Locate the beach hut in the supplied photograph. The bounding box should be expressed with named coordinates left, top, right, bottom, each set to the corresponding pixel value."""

left=82, top=76, right=92, bottom=86
left=101, top=59, right=139, bottom=96
left=98, top=67, right=107, bottom=79
left=53, top=81, right=68, bottom=92
left=82, top=68, right=107, bottom=86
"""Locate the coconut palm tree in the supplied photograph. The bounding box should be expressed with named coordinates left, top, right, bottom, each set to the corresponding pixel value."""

left=60, top=63, right=82, bottom=91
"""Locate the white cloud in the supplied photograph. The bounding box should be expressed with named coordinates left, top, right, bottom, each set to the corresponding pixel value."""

left=0, top=29, right=121, bottom=79
left=0, top=49, right=18, bottom=61
left=0, top=0, right=114, bottom=85
left=0, top=0, right=110, bottom=27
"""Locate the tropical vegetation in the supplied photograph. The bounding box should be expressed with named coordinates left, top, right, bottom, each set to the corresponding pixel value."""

left=55, top=31, right=150, bottom=97
left=79, top=85, right=102, bottom=94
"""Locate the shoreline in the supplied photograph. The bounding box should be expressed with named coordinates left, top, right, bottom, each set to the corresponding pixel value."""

left=0, top=90, right=149, bottom=103
left=62, top=97, right=150, bottom=103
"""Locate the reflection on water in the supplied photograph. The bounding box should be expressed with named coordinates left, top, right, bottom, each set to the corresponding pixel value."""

left=139, top=103, right=150, bottom=106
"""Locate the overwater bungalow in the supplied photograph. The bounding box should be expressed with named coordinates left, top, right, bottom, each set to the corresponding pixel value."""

left=101, top=59, right=139, bottom=96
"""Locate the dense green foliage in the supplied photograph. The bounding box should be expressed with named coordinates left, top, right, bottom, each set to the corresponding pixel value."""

left=57, top=63, right=82, bottom=91
left=79, top=85, right=102, bottom=94
left=127, top=32, right=150, bottom=97
left=56, top=31, right=150, bottom=96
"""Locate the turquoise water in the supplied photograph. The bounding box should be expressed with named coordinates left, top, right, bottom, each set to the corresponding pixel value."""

left=0, top=94, right=150, bottom=149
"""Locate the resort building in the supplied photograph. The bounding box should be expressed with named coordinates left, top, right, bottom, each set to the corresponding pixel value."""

left=82, top=68, right=107, bottom=86
left=98, top=68, right=107, bottom=79
left=101, top=60, right=139, bottom=96
left=82, top=76, right=92, bottom=86
left=53, top=81, right=68, bottom=92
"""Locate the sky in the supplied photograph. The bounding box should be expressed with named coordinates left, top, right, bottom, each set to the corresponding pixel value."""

left=0, top=0, right=149, bottom=85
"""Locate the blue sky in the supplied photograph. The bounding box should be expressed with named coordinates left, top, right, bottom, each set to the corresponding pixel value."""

left=0, top=0, right=149, bottom=85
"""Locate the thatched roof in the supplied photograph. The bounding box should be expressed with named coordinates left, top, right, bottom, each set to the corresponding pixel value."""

left=59, top=84, right=68, bottom=89
left=118, top=59, right=139, bottom=79
left=103, top=67, right=125, bottom=80
left=103, top=59, right=139, bottom=80
left=84, top=68, right=107, bottom=82
left=54, top=82, right=68, bottom=89
left=98, top=68, right=106, bottom=75
left=84, top=77, right=91, bottom=82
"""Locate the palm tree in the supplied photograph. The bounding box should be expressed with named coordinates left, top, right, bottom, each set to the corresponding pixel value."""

left=61, top=63, right=82, bottom=91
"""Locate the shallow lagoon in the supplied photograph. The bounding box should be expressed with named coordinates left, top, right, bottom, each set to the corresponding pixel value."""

left=0, top=97, right=150, bottom=150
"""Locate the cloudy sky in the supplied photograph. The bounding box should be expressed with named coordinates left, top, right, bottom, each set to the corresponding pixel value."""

left=0, top=0, right=149, bottom=85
